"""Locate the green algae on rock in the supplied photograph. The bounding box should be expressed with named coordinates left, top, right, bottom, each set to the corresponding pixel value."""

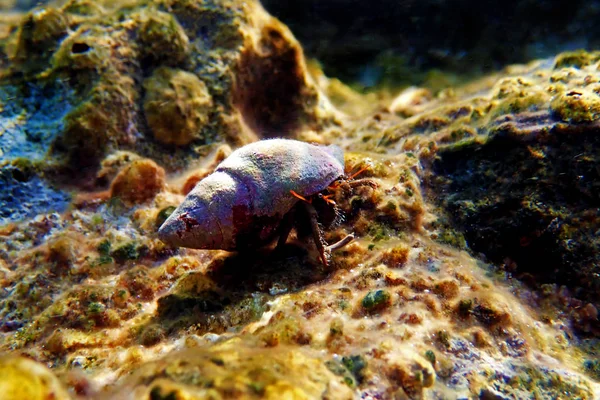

left=360, top=289, right=392, bottom=312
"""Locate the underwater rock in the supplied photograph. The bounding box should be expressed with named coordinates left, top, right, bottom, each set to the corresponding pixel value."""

left=550, top=88, right=600, bottom=123
left=0, top=163, right=70, bottom=225
left=13, top=6, right=69, bottom=74
left=0, top=0, right=334, bottom=172
left=430, top=57, right=600, bottom=330
left=137, top=10, right=190, bottom=66
left=0, top=79, right=72, bottom=162
left=109, top=158, right=166, bottom=205
left=143, top=67, right=213, bottom=146
left=1, top=1, right=600, bottom=398
left=231, top=16, right=326, bottom=138
left=95, top=151, right=141, bottom=186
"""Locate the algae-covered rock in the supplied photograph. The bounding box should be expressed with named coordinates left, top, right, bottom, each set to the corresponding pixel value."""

left=13, top=6, right=69, bottom=74
left=0, top=354, right=70, bottom=400
left=0, top=0, right=334, bottom=173
left=110, top=158, right=166, bottom=205
left=108, top=342, right=353, bottom=399
left=137, top=10, right=190, bottom=66
left=554, top=50, right=600, bottom=70
left=550, top=88, right=600, bottom=123
left=143, top=67, right=213, bottom=146
left=433, top=121, right=600, bottom=329
left=427, top=62, right=600, bottom=324
left=417, top=54, right=600, bottom=335
left=50, top=22, right=139, bottom=165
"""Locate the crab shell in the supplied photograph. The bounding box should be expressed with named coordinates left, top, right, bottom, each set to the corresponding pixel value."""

left=158, top=139, right=345, bottom=250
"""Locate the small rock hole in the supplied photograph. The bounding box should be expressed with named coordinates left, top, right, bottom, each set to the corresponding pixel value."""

left=71, top=42, right=91, bottom=54
left=266, top=27, right=283, bottom=40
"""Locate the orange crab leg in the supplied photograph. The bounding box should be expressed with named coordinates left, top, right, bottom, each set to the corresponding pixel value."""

left=321, top=193, right=336, bottom=206
left=290, top=190, right=312, bottom=203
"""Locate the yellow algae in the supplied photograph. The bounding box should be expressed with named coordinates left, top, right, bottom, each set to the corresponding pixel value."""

left=554, top=50, right=600, bottom=70
left=0, top=355, right=71, bottom=400
left=105, top=342, right=353, bottom=400
left=550, top=88, right=600, bottom=123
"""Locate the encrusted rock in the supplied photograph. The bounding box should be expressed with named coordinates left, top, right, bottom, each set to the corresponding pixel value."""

left=143, top=67, right=213, bottom=146
left=110, top=159, right=166, bottom=205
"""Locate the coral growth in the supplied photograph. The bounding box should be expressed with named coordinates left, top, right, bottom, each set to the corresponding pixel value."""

left=1, top=0, right=334, bottom=171
left=110, top=158, right=165, bottom=205
left=143, top=67, right=213, bottom=146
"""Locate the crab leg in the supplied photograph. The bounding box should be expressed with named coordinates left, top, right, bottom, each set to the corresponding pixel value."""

left=276, top=208, right=295, bottom=249
left=301, top=201, right=330, bottom=266
left=327, top=233, right=355, bottom=252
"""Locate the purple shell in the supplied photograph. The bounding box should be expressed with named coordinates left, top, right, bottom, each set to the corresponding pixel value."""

left=158, top=139, right=344, bottom=250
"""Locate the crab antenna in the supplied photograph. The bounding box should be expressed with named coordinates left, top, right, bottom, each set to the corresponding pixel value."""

left=347, top=165, right=369, bottom=181
left=320, top=193, right=337, bottom=206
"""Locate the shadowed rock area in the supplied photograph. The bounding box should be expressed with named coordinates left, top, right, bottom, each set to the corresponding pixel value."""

left=432, top=115, right=600, bottom=325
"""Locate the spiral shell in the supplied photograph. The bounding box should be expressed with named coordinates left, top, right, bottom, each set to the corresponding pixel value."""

left=158, top=139, right=344, bottom=250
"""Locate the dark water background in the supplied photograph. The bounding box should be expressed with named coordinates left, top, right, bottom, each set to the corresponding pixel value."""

left=261, top=0, right=600, bottom=88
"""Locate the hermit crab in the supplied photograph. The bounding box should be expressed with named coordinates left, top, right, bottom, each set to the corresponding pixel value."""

left=158, top=139, right=367, bottom=266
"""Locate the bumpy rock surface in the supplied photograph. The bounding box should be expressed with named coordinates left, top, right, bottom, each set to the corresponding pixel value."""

left=0, top=1, right=600, bottom=399
left=143, top=67, right=214, bottom=146
left=423, top=53, right=600, bottom=335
